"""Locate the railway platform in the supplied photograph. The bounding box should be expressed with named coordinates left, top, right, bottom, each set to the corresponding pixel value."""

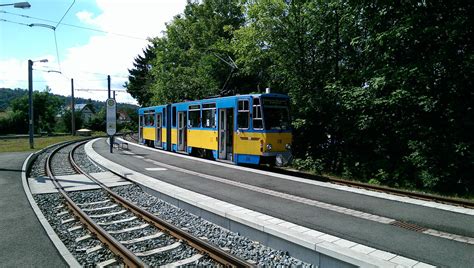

left=87, top=137, right=474, bottom=267
left=0, top=152, right=66, bottom=267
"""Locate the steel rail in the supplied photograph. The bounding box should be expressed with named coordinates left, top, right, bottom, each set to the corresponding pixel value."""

left=45, top=141, right=145, bottom=268
left=123, top=132, right=474, bottom=209
left=322, top=174, right=474, bottom=209
left=70, top=140, right=253, bottom=268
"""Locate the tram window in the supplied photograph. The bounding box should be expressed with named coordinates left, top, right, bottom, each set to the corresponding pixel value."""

left=253, top=98, right=263, bottom=129
left=238, top=100, right=249, bottom=129
left=145, top=113, right=154, bottom=126
left=189, top=105, right=201, bottom=128
left=262, top=98, right=290, bottom=130
left=163, top=108, right=166, bottom=127
left=202, top=103, right=216, bottom=128
left=140, top=116, right=144, bottom=126
left=172, top=107, right=177, bottom=127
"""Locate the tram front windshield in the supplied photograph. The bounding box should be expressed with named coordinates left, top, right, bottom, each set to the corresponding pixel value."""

left=262, top=98, right=290, bottom=131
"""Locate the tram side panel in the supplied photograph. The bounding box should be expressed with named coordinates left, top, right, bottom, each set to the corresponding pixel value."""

left=139, top=93, right=292, bottom=166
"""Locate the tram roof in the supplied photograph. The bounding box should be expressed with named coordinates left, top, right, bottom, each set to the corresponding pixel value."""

left=139, top=93, right=289, bottom=112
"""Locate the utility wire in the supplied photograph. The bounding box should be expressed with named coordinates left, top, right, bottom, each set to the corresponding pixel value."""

left=53, top=31, right=61, bottom=72
left=56, top=0, right=75, bottom=29
left=1, top=10, right=147, bottom=40
left=0, top=17, right=30, bottom=27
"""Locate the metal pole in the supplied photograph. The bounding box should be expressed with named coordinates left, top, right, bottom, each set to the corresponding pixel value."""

left=71, top=78, right=75, bottom=136
left=28, top=59, right=34, bottom=149
left=108, top=75, right=113, bottom=153
left=107, top=75, right=111, bottom=99
left=113, top=90, right=115, bottom=100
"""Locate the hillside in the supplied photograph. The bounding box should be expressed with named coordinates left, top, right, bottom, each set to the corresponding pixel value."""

left=0, top=88, right=138, bottom=112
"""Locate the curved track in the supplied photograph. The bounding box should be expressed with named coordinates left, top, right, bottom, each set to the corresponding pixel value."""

left=46, top=140, right=252, bottom=267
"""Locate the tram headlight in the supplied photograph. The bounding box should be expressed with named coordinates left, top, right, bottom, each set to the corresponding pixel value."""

left=285, top=143, right=291, bottom=150
left=266, top=143, right=272, bottom=151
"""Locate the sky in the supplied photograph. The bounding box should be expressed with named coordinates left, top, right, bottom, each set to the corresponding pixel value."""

left=0, top=0, right=187, bottom=105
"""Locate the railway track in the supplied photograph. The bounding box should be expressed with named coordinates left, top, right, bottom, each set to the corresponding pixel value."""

left=122, top=132, right=474, bottom=209
left=273, top=168, right=474, bottom=209
left=44, top=140, right=253, bottom=267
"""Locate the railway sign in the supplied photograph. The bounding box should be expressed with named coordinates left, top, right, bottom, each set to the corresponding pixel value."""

left=106, top=98, right=116, bottom=136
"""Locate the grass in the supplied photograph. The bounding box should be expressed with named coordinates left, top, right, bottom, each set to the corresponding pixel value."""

left=0, top=135, right=86, bottom=153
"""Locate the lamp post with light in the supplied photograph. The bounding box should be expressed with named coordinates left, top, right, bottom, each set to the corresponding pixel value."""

left=0, top=1, right=30, bottom=8
left=28, top=58, right=48, bottom=149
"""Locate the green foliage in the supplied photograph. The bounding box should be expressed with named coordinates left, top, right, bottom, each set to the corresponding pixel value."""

left=124, top=0, right=473, bottom=195
left=0, top=88, right=27, bottom=111
left=124, top=44, right=156, bottom=106
left=85, top=108, right=105, bottom=131
left=148, top=0, right=248, bottom=104
left=5, top=89, right=62, bottom=134
left=292, top=154, right=324, bottom=174
left=59, top=110, right=83, bottom=133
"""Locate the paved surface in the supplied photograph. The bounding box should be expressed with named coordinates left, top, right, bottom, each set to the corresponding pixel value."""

left=92, top=138, right=474, bottom=267
left=29, top=171, right=131, bottom=194
left=0, top=152, right=66, bottom=267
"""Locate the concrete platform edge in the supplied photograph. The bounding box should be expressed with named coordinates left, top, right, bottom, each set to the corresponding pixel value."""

left=116, top=138, right=474, bottom=216
left=88, top=138, right=432, bottom=268
left=22, top=149, right=81, bottom=267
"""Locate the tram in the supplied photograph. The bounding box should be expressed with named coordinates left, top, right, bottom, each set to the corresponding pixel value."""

left=138, top=93, right=292, bottom=166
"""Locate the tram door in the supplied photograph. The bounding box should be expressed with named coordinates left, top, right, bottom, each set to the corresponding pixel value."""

left=177, top=111, right=187, bottom=151
left=218, top=108, right=233, bottom=160
left=139, top=115, right=144, bottom=143
left=155, top=113, right=162, bottom=148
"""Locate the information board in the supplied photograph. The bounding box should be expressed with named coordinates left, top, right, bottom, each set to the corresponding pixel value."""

left=106, top=98, right=116, bottom=135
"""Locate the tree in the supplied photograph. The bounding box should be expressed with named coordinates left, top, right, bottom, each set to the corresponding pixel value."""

left=61, top=110, right=83, bottom=133
left=10, top=87, right=62, bottom=134
left=85, top=107, right=105, bottom=131
left=149, top=0, right=246, bottom=104
left=125, top=43, right=156, bottom=106
left=123, top=0, right=474, bottom=194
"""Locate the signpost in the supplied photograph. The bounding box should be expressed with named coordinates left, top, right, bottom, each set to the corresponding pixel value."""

left=106, top=98, right=116, bottom=153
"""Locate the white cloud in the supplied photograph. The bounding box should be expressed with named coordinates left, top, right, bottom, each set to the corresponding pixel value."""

left=76, top=11, right=96, bottom=25
left=46, top=0, right=187, bottom=104
left=0, top=55, right=56, bottom=90
left=0, top=58, right=27, bottom=89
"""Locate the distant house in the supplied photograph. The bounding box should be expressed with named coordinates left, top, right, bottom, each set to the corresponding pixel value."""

left=74, top=104, right=95, bottom=123
left=118, top=110, right=131, bottom=123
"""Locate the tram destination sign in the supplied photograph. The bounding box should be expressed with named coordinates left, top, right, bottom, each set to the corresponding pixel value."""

left=106, top=98, right=116, bottom=135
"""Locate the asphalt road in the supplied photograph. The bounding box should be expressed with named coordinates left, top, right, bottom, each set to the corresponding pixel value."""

left=94, top=139, right=474, bottom=267
left=0, top=152, right=66, bottom=267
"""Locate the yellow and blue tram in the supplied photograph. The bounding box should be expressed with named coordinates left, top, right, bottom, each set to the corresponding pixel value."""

left=138, top=93, right=292, bottom=165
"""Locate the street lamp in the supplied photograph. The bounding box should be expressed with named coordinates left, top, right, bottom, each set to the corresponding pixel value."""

left=28, top=23, right=56, bottom=30
left=0, top=1, right=31, bottom=8
left=28, top=58, right=48, bottom=149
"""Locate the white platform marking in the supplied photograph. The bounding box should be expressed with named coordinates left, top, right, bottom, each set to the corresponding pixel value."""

left=117, top=137, right=474, bottom=216
left=122, top=149, right=474, bottom=245
left=87, top=139, right=436, bottom=267
left=145, top=167, right=168, bottom=171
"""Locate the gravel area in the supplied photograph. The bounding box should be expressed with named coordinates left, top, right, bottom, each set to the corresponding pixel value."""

left=50, top=143, right=77, bottom=176
left=33, top=193, right=120, bottom=266
left=29, top=146, right=58, bottom=178
left=29, top=139, right=311, bottom=266
left=73, top=145, right=104, bottom=174
left=67, top=188, right=219, bottom=266
left=113, top=184, right=312, bottom=267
